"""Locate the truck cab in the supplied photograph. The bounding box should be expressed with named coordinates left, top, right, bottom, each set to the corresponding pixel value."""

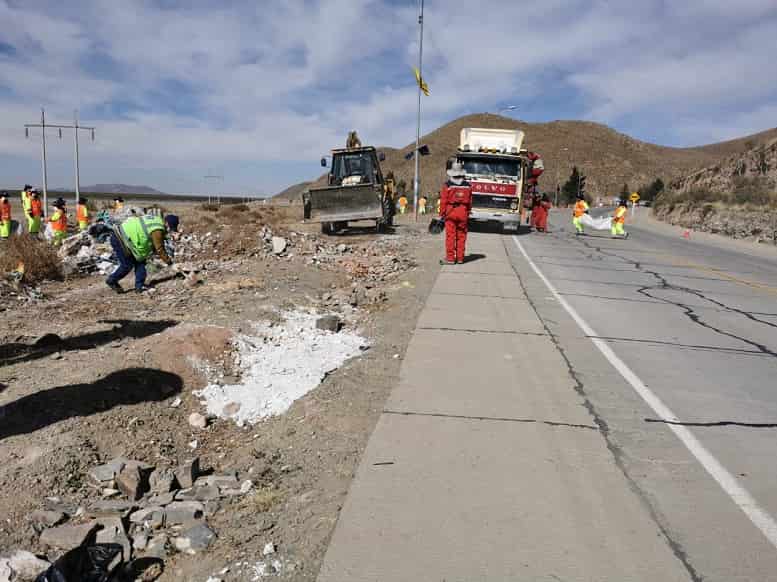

left=451, top=128, right=543, bottom=231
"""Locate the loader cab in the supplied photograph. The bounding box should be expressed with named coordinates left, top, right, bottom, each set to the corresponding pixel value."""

left=326, top=147, right=385, bottom=187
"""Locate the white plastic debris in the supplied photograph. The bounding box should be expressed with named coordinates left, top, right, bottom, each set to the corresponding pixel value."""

left=196, top=311, right=367, bottom=424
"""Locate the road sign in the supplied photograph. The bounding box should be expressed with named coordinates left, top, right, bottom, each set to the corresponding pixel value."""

left=629, top=192, right=640, bottom=203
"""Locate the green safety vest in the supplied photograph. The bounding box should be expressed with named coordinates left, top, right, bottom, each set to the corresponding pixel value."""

left=21, top=190, right=32, bottom=212
left=118, top=215, right=166, bottom=261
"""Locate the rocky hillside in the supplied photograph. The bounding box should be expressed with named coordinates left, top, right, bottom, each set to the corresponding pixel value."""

left=669, top=138, right=777, bottom=194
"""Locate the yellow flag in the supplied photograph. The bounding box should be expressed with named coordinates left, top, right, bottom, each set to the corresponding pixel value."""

left=413, top=67, right=430, bottom=96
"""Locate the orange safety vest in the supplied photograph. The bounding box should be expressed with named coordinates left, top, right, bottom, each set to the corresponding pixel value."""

left=614, top=206, right=627, bottom=224
left=77, top=204, right=89, bottom=222
left=573, top=200, right=589, bottom=218
left=50, top=209, right=68, bottom=232
left=30, top=198, right=43, bottom=217
left=0, top=201, right=10, bottom=221
left=398, top=196, right=408, bottom=207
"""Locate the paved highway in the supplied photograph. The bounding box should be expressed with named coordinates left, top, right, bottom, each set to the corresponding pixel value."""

left=319, top=211, right=777, bottom=581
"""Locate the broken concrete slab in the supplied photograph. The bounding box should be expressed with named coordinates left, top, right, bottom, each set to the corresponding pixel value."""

left=89, top=459, right=126, bottom=484
left=315, top=315, right=341, bottom=333
left=39, top=522, right=99, bottom=550
left=163, top=501, right=204, bottom=526
left=172, top=523, right=216, bottom=555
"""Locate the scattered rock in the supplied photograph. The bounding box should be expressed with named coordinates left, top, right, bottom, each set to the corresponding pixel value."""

left=169, top=397, right=182, bottom=408
left=271, top=237, right=287, bottom=255
left=89, top=459, right=126, bottom=484
left=146, top=491, right=176, bottom=507
left=336, top=243, right=347, bottom=253
left=132, top=531, right=149, bottom=552
left=86, top=499, right=137, bottom=519
left=188, top=413, right=208, bottom=430
left=116, top=464, right=148, bottom=501
left=130, top=507, right=165, bottom=529
left=95, top=516, right=132, bottom=562
left=39, top=522, right=99, bottom=550
left=263, top=542, right=276, bottom=556
left=172, top=523, right=216, bottom=555
left=315, top=315, right=341, bottom=333
left=175, top=485, right=220, bottom=502
left=29, top=510, right=66, bottom=528
left=145, top=534, right=168, bottom=560
left=222, top=401, right=241, bottom=417
left=174, top=459, right=200, bottom=489
left=149, top=468, right=177, bottom=494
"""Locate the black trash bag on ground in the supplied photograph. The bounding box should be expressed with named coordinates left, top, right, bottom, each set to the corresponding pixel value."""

left=35, top=543, right=123, bottom=582
left=428, top=217, right=445, bottom=234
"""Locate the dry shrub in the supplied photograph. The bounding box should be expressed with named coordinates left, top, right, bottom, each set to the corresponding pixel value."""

left=199, top=202, right=220, bottom=212
left=0, top=235, right=62, bottom=284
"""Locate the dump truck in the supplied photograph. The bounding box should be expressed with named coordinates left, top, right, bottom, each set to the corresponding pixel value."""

left=447, top=128, right=544, bottom=231
left=303, top=145, right=391, bottom=235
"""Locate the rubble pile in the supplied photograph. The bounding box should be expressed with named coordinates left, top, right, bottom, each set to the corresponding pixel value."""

left=57, top=232, right=115, bottom=276
left=7, top=456, right=261, bottom=580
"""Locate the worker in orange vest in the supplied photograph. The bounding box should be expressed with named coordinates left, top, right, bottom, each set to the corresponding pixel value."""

left=0, top=191, right=12, bottom=240
left=611, top=199, right=629, bottom=239
left=398, top=194, right=408, bottom=215
left=77, top=197, right=90, bottom=231
left=27, top=189, right=44, bottom=236
left=49, top=198, right=68, bottom=246
left=572, top=193, right=589, bottom=235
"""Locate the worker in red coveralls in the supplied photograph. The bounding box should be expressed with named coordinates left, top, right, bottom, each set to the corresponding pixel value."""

left=533, top=194, right=552, bottom=233
left=439, top=162, right=472, bottom=265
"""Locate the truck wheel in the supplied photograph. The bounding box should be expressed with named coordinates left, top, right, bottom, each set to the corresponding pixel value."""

left=321, top=222, right=334, bottom=235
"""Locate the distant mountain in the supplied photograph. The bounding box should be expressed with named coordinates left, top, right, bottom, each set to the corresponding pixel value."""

left=270, top=181, right=312, bottom=203
left=81, top=184, right=166, bottom=195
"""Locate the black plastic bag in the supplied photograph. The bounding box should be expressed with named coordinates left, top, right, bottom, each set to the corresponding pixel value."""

left=428, top=217, right=445, bottom=234
left=35, top=543, right=122, bottom=582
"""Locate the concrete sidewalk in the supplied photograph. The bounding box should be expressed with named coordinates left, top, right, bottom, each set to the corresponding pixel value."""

left=317, top=233, right=689, bottom=582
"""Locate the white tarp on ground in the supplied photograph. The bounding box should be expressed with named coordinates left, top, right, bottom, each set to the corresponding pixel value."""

left=196, top=311, right=368, bottom=425
left=581, top=214, right=612, bottom=231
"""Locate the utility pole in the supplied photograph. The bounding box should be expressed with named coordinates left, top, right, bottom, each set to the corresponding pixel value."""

left=204, top=172, right=224, bottom=205
left=412, top=0, right=425, bottom=222
left=25, top=108, right=95, bottom=212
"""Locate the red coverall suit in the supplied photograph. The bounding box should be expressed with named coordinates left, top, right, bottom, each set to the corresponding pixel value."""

left=440, top=180, right=472, bottom=263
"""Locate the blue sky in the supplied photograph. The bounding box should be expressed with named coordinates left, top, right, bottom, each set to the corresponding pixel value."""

left=1, top=0, right=776, bottom=195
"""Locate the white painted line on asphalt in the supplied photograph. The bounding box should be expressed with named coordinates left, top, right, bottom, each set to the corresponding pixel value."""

left=512, top=235, right=777, bottom=549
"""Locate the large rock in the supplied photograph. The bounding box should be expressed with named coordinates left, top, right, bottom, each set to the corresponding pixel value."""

left=172, top=523, right=216, bottom=555
left=29, top=510, right=66, bottom=529
left=174, top=458, right=200, bottom=489
left=145, top=534, right=168, bottom=560
left=40, top=522, right=99, bottom=550
left=148, top=468, right=177, bottom=494
left=116, top=464, right=147, bottom=501
left=1, top=551, right=50, bottom=580
left=89, top=459, right=126, bottom=484
left=129, top=507, right=165, bottom=529
left=315, top=315, right=341, bottom=333
left=94, top=517, right=132, bottom=563
left=86, top=499, right=137, bottom=519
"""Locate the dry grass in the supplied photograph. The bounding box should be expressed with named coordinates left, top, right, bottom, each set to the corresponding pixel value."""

left=244, top=486, right=285, bottom=512
left=0, top=235, right=62, bottom=284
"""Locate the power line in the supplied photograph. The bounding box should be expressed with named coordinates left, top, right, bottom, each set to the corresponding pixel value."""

left=24, top=107, right=96, bottom=212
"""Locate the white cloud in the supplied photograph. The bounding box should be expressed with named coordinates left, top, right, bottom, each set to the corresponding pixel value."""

left=0, top=0, right=775, bottom=193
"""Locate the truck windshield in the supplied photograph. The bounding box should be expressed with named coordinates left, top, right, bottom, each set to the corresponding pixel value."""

left=461, top=158, right=520, bottom=179
left=331, top=152, right=377, bottom=185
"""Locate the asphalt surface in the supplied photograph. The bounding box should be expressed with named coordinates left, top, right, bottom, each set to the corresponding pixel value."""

left=318, top=210, right=777, bottom=582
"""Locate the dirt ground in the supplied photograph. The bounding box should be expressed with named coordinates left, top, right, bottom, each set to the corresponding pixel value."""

left=0, top=204, right=441, bottom=581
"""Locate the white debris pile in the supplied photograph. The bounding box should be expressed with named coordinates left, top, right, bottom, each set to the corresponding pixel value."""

left=196, top=311, right=368, bottom=425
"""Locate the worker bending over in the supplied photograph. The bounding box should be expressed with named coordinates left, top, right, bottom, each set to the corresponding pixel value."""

left=49, top=198, right=68, bottom=246
left=572, top=193, right=589, bottom=235
left=611, top=199, right=629, bottom=239
left=106, top=214, right=172, bottom=294
left=439, top=162, right=472, bottom=265
left=0, top=192, right=11, bottom=240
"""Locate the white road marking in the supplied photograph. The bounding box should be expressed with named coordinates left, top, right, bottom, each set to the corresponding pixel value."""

left=513, top=235, right=777, bottom=549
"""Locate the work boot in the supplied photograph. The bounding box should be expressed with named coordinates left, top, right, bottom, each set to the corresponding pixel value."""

left=106, top=280, right=123, bottom=294
left=135, top=285, right=151, bottom=294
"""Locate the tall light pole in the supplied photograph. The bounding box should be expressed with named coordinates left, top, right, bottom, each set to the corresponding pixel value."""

left=412, top=0, right=425, bottom=222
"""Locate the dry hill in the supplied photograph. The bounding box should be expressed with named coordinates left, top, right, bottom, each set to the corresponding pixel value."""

left=272, top=114, right=777, bottom=203
left=381, top=114, right=777, bottom=200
